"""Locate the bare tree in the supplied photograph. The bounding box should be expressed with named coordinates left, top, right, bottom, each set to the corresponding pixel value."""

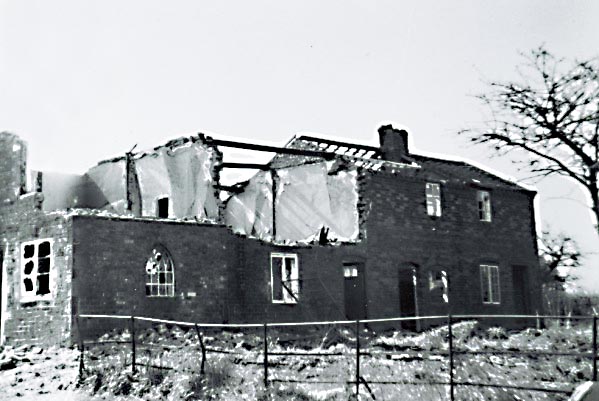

left=461, top=47, right=599, bottom=234
left=538, top=230, right=582, bottom=286
left=538, top=230, right=582, bottom=316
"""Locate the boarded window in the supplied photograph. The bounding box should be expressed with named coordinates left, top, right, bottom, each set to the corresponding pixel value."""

left=270, top=253, right=299, bottom=304
left=20, top=239, right=53, bottom=302
left=425, top=183, right=441, bottom=217
left=477, top=190, right=492, bottom=222
left=145, top=246, right=175, bottom=297
left=480, top=264, right=500, bottom=304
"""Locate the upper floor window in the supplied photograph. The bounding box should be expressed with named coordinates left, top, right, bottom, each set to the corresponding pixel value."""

left=477, top=190, right=492, bottom=222
left=425, top=183, right=441, bottom=217
left=20, top=239, right=53, bottom=302
left=145, top=246, right=175, bottom=297
left=480, top=264, right=500, bottom=304
left=157, top=197, right=169, bottom=218
left=270, top=253, right=299, bottom=304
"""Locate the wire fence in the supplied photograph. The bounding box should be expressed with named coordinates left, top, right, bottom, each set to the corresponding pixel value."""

left=75, top=313, right=598, bottom=400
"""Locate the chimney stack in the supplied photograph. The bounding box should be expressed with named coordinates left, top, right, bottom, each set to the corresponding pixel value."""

left=378, top=125, right=409, bottom=163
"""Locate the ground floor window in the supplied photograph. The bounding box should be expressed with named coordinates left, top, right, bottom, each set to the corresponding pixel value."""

left=480, top=264, right=500, bottom=304
left=20, top=239, right=53, bottom=302
left=145, top=246, right=175, bottom=297
left=270, top=253, right=299, bottom=304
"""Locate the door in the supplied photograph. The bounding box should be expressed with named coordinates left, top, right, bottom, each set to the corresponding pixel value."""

left=398, top=267, right=417, bottom=330
left=512, top=265, right=531, bottom=314
left=344, top=263, right=367, bottom=320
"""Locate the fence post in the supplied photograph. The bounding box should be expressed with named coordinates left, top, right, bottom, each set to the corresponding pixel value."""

left=130, top=316, right=136, bottom=374
left=356, top=319, right=360, bottom=397
left=263, top=323, right=269, bottom=388
left=75, top=316, right=85, bottom=377
left=194, top=324, right=206, bottom=375
left=593, top=316, right=597, bottom=382
left=448, top=314, right=454, bottom=401
left=536, top=310, right=540, bottom=330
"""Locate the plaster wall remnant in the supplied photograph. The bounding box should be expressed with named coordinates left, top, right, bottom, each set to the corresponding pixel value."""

left=134, top=141, right=219, bottom=220
left=224, top=161, right=359, bottom=243
left=86, top=160, right=128, bottom=214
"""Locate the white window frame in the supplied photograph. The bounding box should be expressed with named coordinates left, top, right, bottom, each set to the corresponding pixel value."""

left=270, top=253, right=299, bottom=304
left=145, top=247, right=175, bottom=297
left=425, top=182, right=442, bottom=217
left=480, top=264, right=500, bottom=304
left=477, top=190, right=492, bottom=222
left=20, top=239, right=54, bottom=303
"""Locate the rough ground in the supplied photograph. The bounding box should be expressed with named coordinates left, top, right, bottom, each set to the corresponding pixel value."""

left=0, top=345, right=110, bottom=401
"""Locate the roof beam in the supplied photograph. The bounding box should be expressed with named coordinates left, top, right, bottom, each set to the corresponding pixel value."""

left=220, top=162, right=271, bottom=170
left=202, top=136, right=336, bottom=160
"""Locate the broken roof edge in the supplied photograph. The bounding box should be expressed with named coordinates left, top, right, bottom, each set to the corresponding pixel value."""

left=411, top=150, right=537, bottom=193
left=49, top=208, right=224, bottom=226
left=93, top=133, right=221, bottom=168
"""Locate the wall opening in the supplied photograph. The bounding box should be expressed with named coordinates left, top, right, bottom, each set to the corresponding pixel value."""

left=157, top=197, right=169, bottom=218
left=343, top=262, right=367, bottom=320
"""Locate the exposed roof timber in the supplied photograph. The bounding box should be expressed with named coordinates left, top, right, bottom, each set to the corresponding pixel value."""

left=201, top=135, right=336, bottom=160
left=214, top=184, right=246, bottom=194
left=220, top=162, right=271, bottom=170
left=296, top=135, right=380, bottom=153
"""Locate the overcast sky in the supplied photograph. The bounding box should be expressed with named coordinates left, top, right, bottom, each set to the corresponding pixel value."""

left=1, top=1, right=598, bottom=291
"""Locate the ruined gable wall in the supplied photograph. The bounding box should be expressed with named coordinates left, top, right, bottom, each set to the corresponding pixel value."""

left=0, top=133, right=73, bottom=346
left=0, top=194, right=73, bottom=346
left=360, top=168, right=541, bottom=322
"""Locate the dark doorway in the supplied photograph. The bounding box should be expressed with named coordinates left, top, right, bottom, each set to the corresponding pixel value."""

left=344, top=263, right=367, bottom=320
left=512, top=265, right=531, bottom=314
left=157, top=197, right=169, bottom=218
left=398, top=267, right=417, bottom=330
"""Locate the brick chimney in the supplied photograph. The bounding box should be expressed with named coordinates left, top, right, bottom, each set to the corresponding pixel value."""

left=378, top=125, right=409, bottom=162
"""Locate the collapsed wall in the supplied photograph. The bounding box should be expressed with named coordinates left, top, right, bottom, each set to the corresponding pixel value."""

left=224, top=161, right=359, bottom=243
left=82, top=138, right=220, bottom=220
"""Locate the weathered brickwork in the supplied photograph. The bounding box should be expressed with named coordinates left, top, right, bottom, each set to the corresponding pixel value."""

left=360, top=168, right=540, bottom=325
left=0, top=195, right=73, bottom=346
left=0, top=128, right=542, bottom=345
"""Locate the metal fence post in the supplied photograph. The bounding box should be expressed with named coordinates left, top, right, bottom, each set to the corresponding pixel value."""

left=593, top=316, right=597, bottom=382
left=130, top=316, right=136, bottom=374
left=263, top=323, right=269, bottom=388
left=356, top=319, right=360, bottom=397
left=448, top=314, right=454, bottom=401
left=194, top=324, right=207, bottom=375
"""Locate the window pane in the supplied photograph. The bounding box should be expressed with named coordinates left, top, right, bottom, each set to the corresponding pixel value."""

left=24, top=244, right=35, bottom=258
left=24, top=278, right=34, bottom=292
left=38, top=241, right=51, bottom=257
left=480, top=265, right=490, bottom=303
left=37, top=274, right=50, bottom=295
left=38, top=257, right=50, bottom=274
left=24, top=261, right=34, bottom=275
left=271, top=256, right=283, bottom=301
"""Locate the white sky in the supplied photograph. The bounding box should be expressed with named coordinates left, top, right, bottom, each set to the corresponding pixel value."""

left=1, top=1, right=598, bottom=291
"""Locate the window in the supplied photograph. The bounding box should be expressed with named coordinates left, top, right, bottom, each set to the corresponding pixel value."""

left=425, top=183, right=441, bottom=217
left=157, top=197, right=169, bottom=218
left=145, top=246, right=175, bottom=297
left=20, top=239, right=53, bottom=302
left=480, top=264, right=500, bottom=304
left=343, top=264, right=358, bottom=278
left=270, top=253, right=299, bottom=304
left=477, top=190, right=492, bottom=222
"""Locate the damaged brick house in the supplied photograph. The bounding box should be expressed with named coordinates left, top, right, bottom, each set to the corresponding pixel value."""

left=0, top=125, right=541, bottom=345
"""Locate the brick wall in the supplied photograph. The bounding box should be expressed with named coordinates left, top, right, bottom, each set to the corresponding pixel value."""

left=71, top=216, right=241, bottom=339
left=0, top=194, right=73, bottom=346
left=360, top=168, right=541, bottom=324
